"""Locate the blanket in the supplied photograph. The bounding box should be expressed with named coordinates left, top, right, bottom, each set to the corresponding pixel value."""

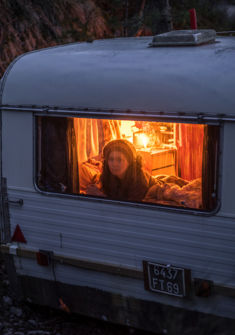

left=80, top=160, right=202, bottom=209
left=143, top=175, right=202, bottom=209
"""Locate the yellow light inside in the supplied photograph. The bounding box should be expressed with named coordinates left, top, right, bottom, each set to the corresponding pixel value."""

left=140, top=133, right=149, bottom=148
left=135, top=132, right=149, bottom=148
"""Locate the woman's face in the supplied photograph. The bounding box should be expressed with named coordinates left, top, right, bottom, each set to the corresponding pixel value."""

left=107, top=150, right=129, bottom=179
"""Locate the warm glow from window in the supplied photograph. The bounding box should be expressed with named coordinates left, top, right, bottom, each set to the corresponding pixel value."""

left=140, top=133, right=149, bottom=148
left=37, top=116, right=219, bottom=211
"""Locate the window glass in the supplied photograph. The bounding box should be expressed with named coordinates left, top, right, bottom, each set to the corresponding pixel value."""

left=36, top=116, right=219, bottom=211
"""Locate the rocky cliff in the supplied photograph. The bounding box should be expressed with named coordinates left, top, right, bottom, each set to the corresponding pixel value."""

left=0, top=0, right=109, bottom=77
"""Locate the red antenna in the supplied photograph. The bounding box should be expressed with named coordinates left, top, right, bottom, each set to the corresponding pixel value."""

left=189, top=8, right=198, bottom=30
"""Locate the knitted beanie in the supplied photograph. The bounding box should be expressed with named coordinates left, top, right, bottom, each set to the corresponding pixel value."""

left=103, top=139, right=137, bottom=163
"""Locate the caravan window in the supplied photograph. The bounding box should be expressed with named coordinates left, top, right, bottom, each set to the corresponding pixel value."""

left=36, top=116, right=219, bottom=211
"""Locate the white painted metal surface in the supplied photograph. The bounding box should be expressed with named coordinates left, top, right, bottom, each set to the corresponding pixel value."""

left=1, top=106, right=234, bottom=319
left=2, top=111, right=33, bottom=189
left=1, top=36, right=235, bottom=115
left=1, top=35, right=235, bottom=321
left=6, top=186, right=235, bottom=319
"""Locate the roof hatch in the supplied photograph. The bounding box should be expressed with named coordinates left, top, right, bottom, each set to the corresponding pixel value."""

left=150, top=29, right=216, bottom=47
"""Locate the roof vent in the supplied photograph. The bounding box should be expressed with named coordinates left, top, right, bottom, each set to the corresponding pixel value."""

left=150, top=29, right=216, bottom=47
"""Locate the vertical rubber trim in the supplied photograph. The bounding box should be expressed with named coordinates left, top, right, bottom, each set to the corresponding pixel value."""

left=1, top=177, right=11, bottom=243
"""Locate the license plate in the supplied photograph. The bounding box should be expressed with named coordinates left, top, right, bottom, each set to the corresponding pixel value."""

left=143, top=261, right=191, bottom=298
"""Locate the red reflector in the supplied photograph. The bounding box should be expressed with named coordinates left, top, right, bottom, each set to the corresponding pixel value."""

left=11, top=224, right=27, bottom=243
left=36, top=251, right=51, bottom=266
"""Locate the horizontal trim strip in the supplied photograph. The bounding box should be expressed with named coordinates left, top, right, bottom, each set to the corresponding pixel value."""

left=1, top=244, right=235, bottom=297
left=0, top=244, right=143, bottom=279
left=0, top=105, right=225, bottom=123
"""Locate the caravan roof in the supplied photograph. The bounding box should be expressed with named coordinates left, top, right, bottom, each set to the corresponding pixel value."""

left=1, top=35, right=235, bottom=116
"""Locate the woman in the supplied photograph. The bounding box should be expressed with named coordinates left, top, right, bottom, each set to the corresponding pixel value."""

left=86, top=139, right=202, bottom=208
left=86, top=139, right=157, bottom=201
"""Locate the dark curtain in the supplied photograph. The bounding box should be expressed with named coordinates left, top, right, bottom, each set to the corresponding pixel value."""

left=202, top=125, right=220, bottom=210
left=38, top=116, right=79, bottom=194
left=67, top=119, right=79, bottom=194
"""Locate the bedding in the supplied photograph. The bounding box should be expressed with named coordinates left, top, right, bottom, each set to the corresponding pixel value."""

left=80, top=160, right=202, bottom=209
left=144, top=175, right=202, bottom=209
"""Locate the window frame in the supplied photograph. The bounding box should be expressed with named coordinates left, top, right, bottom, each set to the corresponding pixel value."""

left=33, top=110, right=222, bottom=216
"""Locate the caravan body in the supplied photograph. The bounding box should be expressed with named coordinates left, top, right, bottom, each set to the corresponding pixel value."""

left=0, top=33, right=235, bottom=334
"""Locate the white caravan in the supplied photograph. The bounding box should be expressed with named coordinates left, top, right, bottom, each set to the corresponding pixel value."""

left=0, top=30, right=235, bottom=334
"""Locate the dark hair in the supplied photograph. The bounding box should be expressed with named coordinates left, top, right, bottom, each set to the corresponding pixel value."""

left=100, top=139, right=149, bottom=201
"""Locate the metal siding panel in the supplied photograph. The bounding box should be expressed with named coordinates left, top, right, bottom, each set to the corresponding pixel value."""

left=15, top=256, right=235, bottom=319
left=221, top=122, right=235, bottom=214
left=7, top=188, right=235, bottom=288
left=2, top=112, right=34, bottom=189
left=2, top=37, right=235, bottom=115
